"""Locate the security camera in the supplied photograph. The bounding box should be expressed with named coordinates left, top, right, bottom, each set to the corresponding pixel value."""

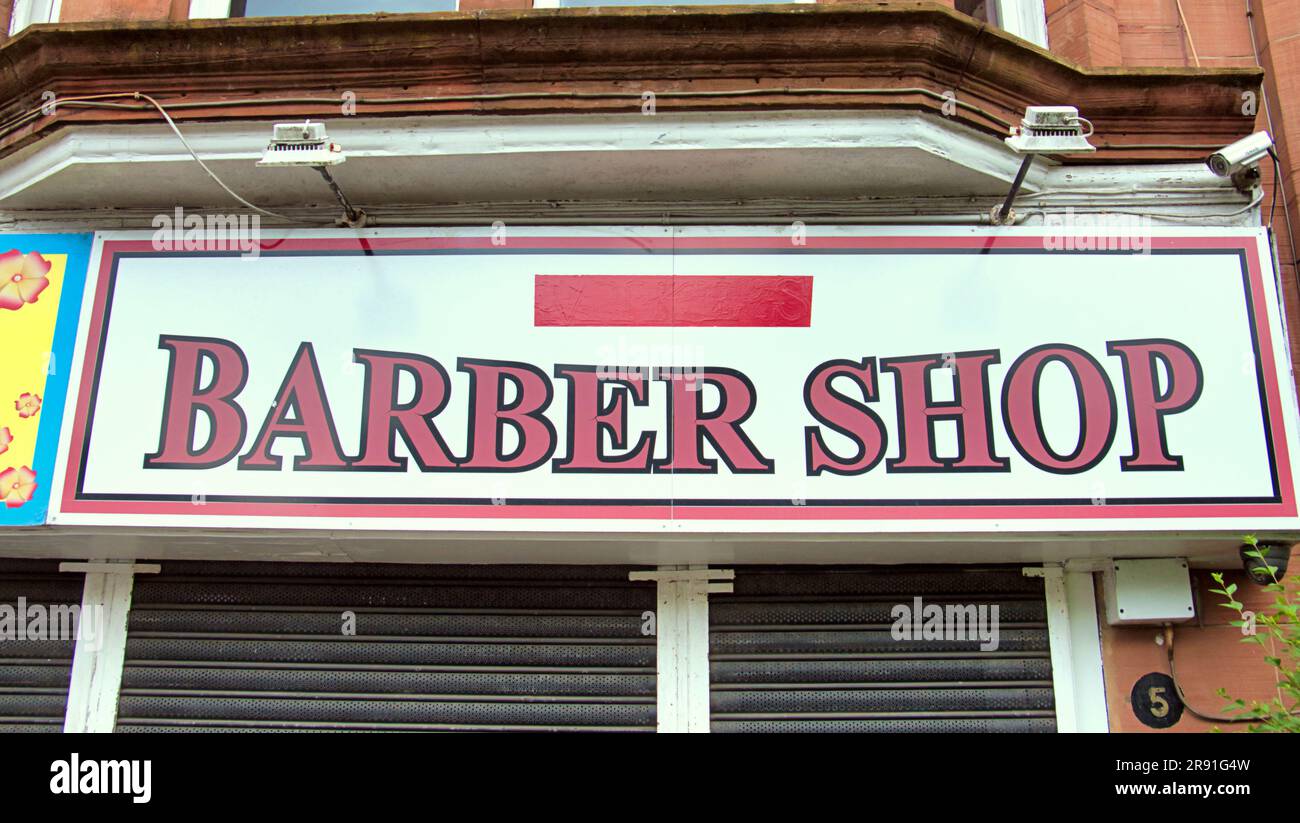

left=1240, top=540, right=1291, bottom=585
left=1207, top=131, right=1273, bottom=178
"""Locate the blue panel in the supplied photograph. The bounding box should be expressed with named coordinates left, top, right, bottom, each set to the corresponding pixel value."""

left=0, top=233, right=92, bottom=527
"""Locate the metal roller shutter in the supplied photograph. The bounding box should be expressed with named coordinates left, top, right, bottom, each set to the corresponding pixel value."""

left=710, top=566, right=1055, bottom=733
left=115, top=562, right=656, bottom=732
left=0, top=559, right=82, bottom=732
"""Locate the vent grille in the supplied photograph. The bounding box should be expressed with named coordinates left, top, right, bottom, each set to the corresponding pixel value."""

left=1025, top=126, right=1081, bottom=138
left=0, top=559, right=82, bottom=732
left=710, top=566, right=1055, bottom=733
left=116, top=562, right=656, bottom=732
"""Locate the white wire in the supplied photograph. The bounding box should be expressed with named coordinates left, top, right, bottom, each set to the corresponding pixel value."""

left=1018, top=187, right=1243, bottom=199
left=132, top=93, right=333, bottom=225
left=1099, top=187, right=1264, bottom=221
left=1017, top=187, right=1264, bottom=224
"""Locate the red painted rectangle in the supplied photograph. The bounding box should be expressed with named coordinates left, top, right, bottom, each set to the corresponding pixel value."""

left=534, top=274, right=813, bottom=327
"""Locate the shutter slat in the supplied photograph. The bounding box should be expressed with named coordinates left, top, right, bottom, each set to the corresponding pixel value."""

left=710, top=566, right=1056, bottom=733
left=116, top=562, right=656, bottom=732
left=0, top=560, right=82, bottom=729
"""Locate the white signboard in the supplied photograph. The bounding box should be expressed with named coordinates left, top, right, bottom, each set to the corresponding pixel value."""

left=51, top=227, right=1300, bottom=533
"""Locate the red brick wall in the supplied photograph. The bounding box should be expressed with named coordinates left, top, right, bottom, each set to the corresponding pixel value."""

left=1046, top=0, right=1122, bottom=66
left=459, top=0, right=526, bottom=10
left=56, top=0, right=179, bottom=22
left=1048, top=0, right=1255, bottom=68
left=1102, top=570, right=1298, bottom=732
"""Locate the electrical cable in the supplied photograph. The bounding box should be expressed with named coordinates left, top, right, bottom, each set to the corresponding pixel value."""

left=1165, top=620, right=1300, bottom=725
left=127, top=93, right=332, bottom=225
left=1163, top=624, right=1254, bottom=724
left=11, top=92, right=352, bottom=225
left=0, top=86, right=1017, bottom=144
left=1030, top=188, right=1265, bottom=224
left=1174, top=0, right=1201, bottom=67
left=1246, top=0, right=1300, bottom=286
left=1269, top=146, right=1281, bottom=228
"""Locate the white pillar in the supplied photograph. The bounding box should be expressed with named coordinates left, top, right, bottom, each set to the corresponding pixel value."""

left=629, top=566, right=733, bottom=733
left=1063, top=566, right=1109, bottom=730
left=61, top=561, right=158, bottom=733
left=1028, top=563, right=1109, bottom=732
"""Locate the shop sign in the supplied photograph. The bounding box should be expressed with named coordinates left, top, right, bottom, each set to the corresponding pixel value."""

left=51, top=228, right=1300, bottom=533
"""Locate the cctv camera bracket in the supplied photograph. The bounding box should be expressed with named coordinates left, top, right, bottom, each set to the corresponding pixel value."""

left=1230, top=165, right=1262, bottom=195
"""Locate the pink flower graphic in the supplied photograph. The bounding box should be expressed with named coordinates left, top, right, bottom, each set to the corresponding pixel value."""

left=14, top=392, right=41, bottom=419
left=0, top=250, right=51, bottom=311
left=0, top=427, right=10, bottom=456
left=0, top=466, right=36, bottom=508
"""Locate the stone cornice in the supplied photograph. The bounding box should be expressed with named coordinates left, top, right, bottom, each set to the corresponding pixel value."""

left=0, top=2, right=1262, bottom=162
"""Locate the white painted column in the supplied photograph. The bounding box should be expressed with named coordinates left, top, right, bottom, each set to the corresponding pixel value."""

left=61, top=561, right=159, bottom=733
left=1027, top=563, right=1109, bottom=732
left=629, top=566, right=733, bottom=733
left=1063, top=566, right=1109, bottom=730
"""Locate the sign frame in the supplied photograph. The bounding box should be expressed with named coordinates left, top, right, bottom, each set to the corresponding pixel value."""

left=49, top=227, right=1300, bottom=534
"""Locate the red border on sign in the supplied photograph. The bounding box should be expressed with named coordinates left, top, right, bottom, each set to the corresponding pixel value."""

left=59, top=234, right=1297, bottom=521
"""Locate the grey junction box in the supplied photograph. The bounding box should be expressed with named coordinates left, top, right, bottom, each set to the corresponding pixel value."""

left=1102, top=558, right=1195, bottom=625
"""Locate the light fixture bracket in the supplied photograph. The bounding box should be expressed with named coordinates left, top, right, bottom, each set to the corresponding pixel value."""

left=995, top=106, right=1097, bottom=224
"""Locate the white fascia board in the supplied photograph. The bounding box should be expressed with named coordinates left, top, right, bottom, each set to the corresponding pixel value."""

left=0, top=525, right=1279, bottom=568
left=0, top=110, right=1251, bottom=225
left=0, top=110, right=1035, bottom=200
